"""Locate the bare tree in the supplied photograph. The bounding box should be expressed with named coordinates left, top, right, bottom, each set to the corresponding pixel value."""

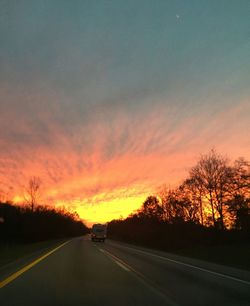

left=24, top=176, right=42, bottom=212
left=226, top=157, right=250, bottom=230
left=158, top=186, right=191, bottom=223
left=183, top=177, right=204, bottom=226
left=158, top=186, right=177, bottom=222
left=189, top=149, right=231, bottom=229
left=229, top=158, right=250, bottom=198
left=138, top=196, right=164, bottom=221
left=179, top=179, right=201, bottom=224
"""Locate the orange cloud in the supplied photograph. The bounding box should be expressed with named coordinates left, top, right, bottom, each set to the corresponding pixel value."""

left=0, top=86, right=249, bottom=223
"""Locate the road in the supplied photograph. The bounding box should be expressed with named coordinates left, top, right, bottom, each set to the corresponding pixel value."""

left=0, top=236, right=250, bottom=305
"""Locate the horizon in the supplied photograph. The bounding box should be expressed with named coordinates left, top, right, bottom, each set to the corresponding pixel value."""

left=0, top=1, right=249, bottom=224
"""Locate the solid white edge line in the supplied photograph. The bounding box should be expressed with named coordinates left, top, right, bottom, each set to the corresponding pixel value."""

left=113, top=244, right=250, bottom=286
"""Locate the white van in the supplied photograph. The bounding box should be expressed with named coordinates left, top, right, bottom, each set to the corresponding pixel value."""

left=91, top=224, right=107, bottom=242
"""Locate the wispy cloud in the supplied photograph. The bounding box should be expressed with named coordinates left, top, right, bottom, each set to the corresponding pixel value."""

left=1, top=85, right=249, bottom=212
left=0, top=1, right=249, bottom=221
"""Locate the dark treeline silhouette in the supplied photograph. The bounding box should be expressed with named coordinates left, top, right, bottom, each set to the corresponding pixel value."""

left=0, top=202, right=88, bottom=243
left=108, top=150, right=250, bottom=250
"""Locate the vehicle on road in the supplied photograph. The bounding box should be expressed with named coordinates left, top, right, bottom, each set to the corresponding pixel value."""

left=91, top=223, right=107, bottom=242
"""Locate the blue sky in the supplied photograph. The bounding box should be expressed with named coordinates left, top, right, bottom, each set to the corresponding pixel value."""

left=1, top=0, right=249, bottom=101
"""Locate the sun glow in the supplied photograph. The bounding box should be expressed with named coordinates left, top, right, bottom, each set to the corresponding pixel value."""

left=54, top=192, right=148, bottom=227
left=11, top=186, right=149, bottom=227
left=12, top=195, right=24, bottom=203
left=3, top=100, right=250, bottom=226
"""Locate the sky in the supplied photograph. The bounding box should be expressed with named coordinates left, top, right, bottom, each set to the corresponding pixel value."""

left=0, top=0, right=249, bottom=225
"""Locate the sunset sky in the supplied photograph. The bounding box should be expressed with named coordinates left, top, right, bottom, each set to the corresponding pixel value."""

left=0, top=1, right=249, bottom=225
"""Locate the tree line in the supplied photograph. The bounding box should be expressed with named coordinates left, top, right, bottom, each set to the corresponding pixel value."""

left=0, top=175, right=89, bottom=244
left=0, top=202, right=88, bottom=243
left=108, top=150, right=250, bottom=250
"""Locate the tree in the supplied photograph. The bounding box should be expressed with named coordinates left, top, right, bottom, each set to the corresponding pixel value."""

left=226, top=158, right=250, bottom=230
left=157, top=186, right=177, bottom=222
left=189, top=149, right=231, bottom=229
left=158, top=186, right=189, bottom=223
left=24, top=176, right=42, bottom=212
left=182, top=177, right=204, bottom=225
left=178, top=180, right=200, bottom=224
left=229, top=158, right=250, bottom=198
left=138, top=196, right=164, bottom=221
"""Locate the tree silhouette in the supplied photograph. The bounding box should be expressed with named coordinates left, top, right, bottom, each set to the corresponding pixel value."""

left=0, top=202, right=88, bottom=243
left=108, top=149, right=250, bottom=251
left=190, top=150, right=231, bottom=229
left=138, top=196, right=164, bottom=221
left=178, top=182, right=200, bottom=223
left=226, top=158, right=250, bottom=230
left=24, top=176, right=42, bottom=212
left=230, top=158, right=250, bottom=198
left=181, top=178, right=204, bottom=225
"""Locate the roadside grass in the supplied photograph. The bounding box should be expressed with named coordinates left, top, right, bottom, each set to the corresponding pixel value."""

left=0, top=239, right=68, bottom=268
left=174, top=243, right=250, bottom=271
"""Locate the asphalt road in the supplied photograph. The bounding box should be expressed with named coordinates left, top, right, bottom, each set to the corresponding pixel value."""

left=0, top=236, right=250, bottom=306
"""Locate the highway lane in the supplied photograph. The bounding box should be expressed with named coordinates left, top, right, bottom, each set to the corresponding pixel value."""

left=0, top=237, right=170, bottom=306
left=0, top=236, right=249, bottom=306
left=103, top=240, right=250, bottom=306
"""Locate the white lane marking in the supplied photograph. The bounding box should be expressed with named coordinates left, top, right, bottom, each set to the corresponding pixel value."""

left=99, top=247, right=178, bottom=306
left=115, top=260, right=131, bottom=272
left=111, top=243, right=250, bottom=286
left=99, top=248, right=130, bottom=271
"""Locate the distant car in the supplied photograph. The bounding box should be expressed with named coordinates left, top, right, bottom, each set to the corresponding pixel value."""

left=91, top=223, right=107, bottom=242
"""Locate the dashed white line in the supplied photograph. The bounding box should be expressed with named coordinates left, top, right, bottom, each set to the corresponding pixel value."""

left=115, top=260, right=131, bottom=272
left=99, top=248, right=130, bottom=271
left=99, top=247, right=178, bottom=306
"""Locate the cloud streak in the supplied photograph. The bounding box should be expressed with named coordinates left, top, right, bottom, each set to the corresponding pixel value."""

left=0, top=84, right=249, bottom=213
left=0, top=1, right=249, bottom=222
